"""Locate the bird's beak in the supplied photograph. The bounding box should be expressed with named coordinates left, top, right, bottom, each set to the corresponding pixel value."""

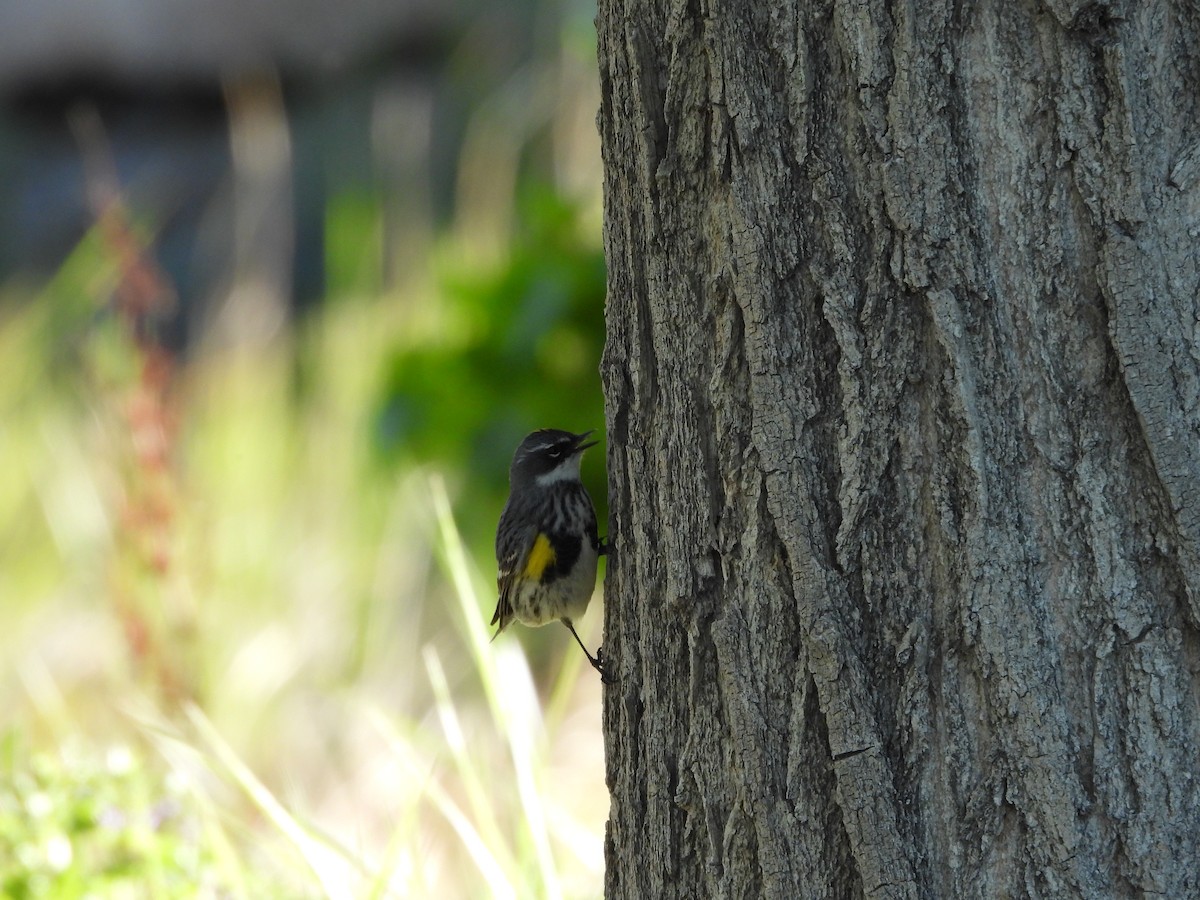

left=572, top=430, right=598, bottom=454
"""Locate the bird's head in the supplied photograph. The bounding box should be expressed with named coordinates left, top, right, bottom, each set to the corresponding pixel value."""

left=509, top=429, right=598, bottom=488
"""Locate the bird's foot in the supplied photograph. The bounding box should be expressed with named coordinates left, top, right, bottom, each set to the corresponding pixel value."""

left=592, top=645, right=616, bottom=685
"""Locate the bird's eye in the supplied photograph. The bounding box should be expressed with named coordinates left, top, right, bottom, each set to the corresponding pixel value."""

left=547, top=450, right=562, bottom=459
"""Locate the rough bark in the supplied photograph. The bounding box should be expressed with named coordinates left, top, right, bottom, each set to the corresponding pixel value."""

left=597, top=1, right=1200, bottom=898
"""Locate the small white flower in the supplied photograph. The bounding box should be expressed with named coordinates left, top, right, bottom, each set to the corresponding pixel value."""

left=25, top=791, right=52, bottom=819
left=45, top=834, right=73, bottom=871
left=106, top=745, right=135, bottom=776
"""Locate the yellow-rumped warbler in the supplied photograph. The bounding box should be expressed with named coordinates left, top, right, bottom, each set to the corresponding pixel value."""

left=492, top=428, right=610, bottom=680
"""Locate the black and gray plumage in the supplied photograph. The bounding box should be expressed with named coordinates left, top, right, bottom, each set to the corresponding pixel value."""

left=492, top=428, right=610, bottom=680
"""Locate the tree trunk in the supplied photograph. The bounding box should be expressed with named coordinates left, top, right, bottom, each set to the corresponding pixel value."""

left=596, top=1, right=1200, bottom=898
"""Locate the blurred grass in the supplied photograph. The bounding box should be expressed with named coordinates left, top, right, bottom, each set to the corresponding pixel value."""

left=0, top=283, right=608, bottom=893
left=0, top=29, right=608, bottom=892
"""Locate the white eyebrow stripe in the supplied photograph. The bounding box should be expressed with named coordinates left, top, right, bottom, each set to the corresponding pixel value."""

left=523, top=437, right=570, bottom=455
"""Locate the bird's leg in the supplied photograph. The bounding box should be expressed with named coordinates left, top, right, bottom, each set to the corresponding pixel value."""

left=562, top=618, right=615, bottom=684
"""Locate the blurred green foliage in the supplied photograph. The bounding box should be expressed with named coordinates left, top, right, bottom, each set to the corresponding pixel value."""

left=0, top=735, right=279, bottom=898
left=373, top=185, right=607, bottom=546
left=325, top=190, right=386, bottom=301
left=0, top=18, right=610, bottom=892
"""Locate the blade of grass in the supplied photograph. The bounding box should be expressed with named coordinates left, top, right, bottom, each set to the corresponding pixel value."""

left=428, top=475, right=561, bottom=900
left=494, top=649, right=562, bottom=899
left=542, top=609, right=590, bottom=730
left=184, top=703, right=361, bottom=900
left=422, top=645, right=516, bottom=873
left=365, top=704, right=516, bottom=900
left=427, top=473, right=502, bottom=700
left=132, top=701, right=306, bottom=896
left=360, top=811, right=417, bottom=900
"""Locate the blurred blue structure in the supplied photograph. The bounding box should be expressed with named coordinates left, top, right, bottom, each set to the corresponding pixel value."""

left=0, top=0, right=554, bottom=350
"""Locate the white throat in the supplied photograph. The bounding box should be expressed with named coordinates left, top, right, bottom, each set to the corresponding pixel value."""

left=535, top=455, right=583, bottom=486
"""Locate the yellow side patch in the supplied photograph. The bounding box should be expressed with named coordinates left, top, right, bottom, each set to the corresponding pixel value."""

left=523, top=533, right=556, bottom=580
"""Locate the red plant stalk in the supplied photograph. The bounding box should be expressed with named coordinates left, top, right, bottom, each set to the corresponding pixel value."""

left=77, top=111, right=198, bottom=704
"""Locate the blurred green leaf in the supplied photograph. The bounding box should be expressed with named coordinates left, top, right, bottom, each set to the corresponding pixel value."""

left=326, top=190, right=384, bottom=300
left=374, top=185, right=606, bottom=546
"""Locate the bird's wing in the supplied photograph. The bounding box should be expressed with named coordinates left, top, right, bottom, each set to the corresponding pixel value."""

left=492, top=516, right=538, bottom=635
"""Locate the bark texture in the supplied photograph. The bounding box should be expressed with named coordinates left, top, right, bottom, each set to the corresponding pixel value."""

left=597, top=1, right=1200, bottom=898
